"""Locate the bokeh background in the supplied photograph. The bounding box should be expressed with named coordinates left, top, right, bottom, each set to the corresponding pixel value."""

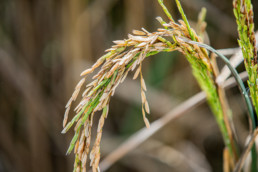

left=0, top=0, right=258, bottom=172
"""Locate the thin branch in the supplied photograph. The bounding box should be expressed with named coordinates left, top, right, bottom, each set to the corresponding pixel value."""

left=234, top=128, right=258, bottom=172
left=217, top=47, right=240, bottom=56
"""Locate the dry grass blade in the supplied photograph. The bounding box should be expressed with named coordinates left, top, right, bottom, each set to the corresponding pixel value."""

left=217, top=47, right=240, bottom=56
left=223, top=148, right=230, bottom=172
left=233, top=128, right=258, bottom=172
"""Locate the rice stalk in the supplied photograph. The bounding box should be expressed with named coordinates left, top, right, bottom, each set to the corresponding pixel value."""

left=233, top=0, right=258, bottom=119
left=173, top=0, right=238, bottom=164
left=63, top=0, right=241, bottom=171
left=233, top=0, right=258, bottom=171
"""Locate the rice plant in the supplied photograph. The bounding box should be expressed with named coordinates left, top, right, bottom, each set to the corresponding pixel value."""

left=233, top=0, right=258, bottom=123
left=62, top=0, right=258, bottom=171
left=233, top=0, right=258, bottom=170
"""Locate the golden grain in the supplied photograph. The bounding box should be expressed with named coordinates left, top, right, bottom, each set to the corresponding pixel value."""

left=141, top=76, right=147, bottom=91
left=80, top=68, right=93, bottom=76
left=63, top=15, right=209, bottom=171
left=63, top=106, right=70, bottom=127
left=132, top=29, right=146, bottom=35
left=145, top=101, right=150, bottom=114
left=133, top=67, right=141, bottom=79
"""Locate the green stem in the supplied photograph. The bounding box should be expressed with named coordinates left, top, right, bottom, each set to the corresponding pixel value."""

left=175, top=0, right=196, bottom=41
left=158, top=0, right=174, bottom=22
left=180, top=37, right=257, bottom=171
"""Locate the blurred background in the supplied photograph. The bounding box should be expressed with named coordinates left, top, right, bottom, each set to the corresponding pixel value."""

left=0, top=0, right=258, bottom=171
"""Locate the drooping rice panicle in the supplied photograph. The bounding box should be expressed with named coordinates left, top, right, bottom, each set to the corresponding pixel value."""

left=63, top=26, right=181, bottom=171
left=63, top=1, right=242, bottom=171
